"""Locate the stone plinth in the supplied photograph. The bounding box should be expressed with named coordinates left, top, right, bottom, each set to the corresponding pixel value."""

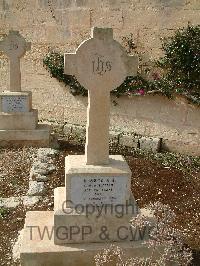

left=0, top=91, right=38, bottom=130
left=20, top=211, right=156, bottom=266
left=0, top=92, right=51, bottom=147
left=65, top=155, right=132, bottom=206
left=54, top=187, right=144, bottom=245
left=0, top=109, right=38, bottom=130
left=0, top=124, right=51, bottom=147
left=0, top=90, right=51, bottom=146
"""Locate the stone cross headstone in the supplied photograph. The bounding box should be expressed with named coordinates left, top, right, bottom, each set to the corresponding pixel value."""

left=0, top=30, right=31, bottom=92
left=0, top=31, right=50, bottom=147
left=19, top=28, right=154, bottom=264
left=65, top=28, right=138, bottom=165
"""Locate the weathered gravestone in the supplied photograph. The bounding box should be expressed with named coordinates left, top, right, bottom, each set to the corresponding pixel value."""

left=0, top=30, right=50, bottom=147
left=20, top=28, right=155, bottom=266
left=0, top=29, right=31, bottom=92
left=65, top=27, right=138, bottom=165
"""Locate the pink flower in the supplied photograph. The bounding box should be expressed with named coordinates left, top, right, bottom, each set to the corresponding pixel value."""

left=138, top=89, right=145, bottom=95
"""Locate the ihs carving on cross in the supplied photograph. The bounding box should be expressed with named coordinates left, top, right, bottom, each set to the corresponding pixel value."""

left=0, top=30, right=31, bottom=92
left=64, top=27, right=138, bottom=166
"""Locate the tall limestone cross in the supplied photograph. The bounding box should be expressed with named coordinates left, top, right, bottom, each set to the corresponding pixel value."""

left=0, top=30, right=31, bottom=92
left=65, top=28, right=138, bottom=165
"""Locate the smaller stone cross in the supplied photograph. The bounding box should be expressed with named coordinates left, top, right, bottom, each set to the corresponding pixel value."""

left=0, top=30, right=31, bottom=92
left=65, top=28, right=138, bottom=165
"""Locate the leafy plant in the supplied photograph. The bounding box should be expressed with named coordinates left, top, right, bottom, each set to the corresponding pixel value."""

left=156, top=24, right=200, bottom=101
left=43, top=52, right=87, bottom=96
left=0, top=207, right=9, bottom=219
left=113, top=75, right=152, bottom=97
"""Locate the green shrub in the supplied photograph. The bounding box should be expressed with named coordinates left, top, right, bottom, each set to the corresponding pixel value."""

left=0, top=207, right=9, bottom=219
left=156, top=24, right=200, bottom=101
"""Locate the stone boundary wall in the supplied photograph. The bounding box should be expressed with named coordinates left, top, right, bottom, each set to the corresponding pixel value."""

left=50, top=102, right=200, bottom=155
left=0, top=0, right=200, bottom=58
left=53, top=122, right=162, bottom=153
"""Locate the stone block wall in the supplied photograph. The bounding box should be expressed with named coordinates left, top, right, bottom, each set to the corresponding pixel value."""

left=0, top=0, right=200, bottom=57
left=61, top=123, right=162, bottom=153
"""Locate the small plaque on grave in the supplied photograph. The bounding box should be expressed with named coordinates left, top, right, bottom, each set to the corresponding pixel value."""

left=70, top=176, right=129, bottom=205
left=1, top=95, right=29, bottom=113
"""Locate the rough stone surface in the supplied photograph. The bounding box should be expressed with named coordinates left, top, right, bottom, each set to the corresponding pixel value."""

left=63, top=124, right=72, bottom=136
left=109, top=130, right=119, bottom=144
left=37, top=148, right=59, bottom=159
left=162, top=138, right=200, bottom=156
left=31, top=162, right=55, bottom=176
left=119, top=134, right=139, bottom=148
left=27, top=181, right=45, bottom=196
left=69, top=125, right=86, bottom=144
left=72, top=125, right=86, bottom=138
left=1, top=1, right=199, bottom=56
left=35, top=174, right=49, bottom=182
left=0, top=197, right=21, bottom=208
left=139, top=137, right=161, bottom=152
left=12, top=229, right=24, bottom=263
left=22, top=196, right=42, bottom=207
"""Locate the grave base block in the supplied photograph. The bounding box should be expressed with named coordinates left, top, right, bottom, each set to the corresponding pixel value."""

left=65, top=155, right=132, bottom=206
left=0, top=109, right=38, bottom=130
left=0, top=124, right=51, bottom=147
left=20, top=211, right=157, bottom=266
left=54, top=187, right=150, bottom=244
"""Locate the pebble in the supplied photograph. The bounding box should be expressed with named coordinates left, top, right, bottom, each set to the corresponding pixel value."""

left=35, top=174, right=49, bottom=182
left=37, top=148, right=59, bottom=159
left=22, top=196, right=42, bottom=207
left=27, top=181, right=45, bottom=196
left=0, top=197, right=21, bottom=208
